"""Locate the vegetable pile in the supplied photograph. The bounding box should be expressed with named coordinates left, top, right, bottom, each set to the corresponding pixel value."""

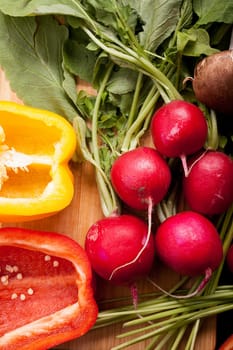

left=0, top=0, right=232, bottom=349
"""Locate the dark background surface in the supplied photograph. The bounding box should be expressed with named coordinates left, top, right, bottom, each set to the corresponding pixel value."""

left=211, top=112, right=233, bottom=349
left=215, top=263, right=233, bottom=349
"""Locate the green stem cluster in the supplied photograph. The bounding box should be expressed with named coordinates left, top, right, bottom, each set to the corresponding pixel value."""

left=83, top=26, right=182, bottom=102
left=90, top=62, right=119, bottom=216
left=82, top=25, right=180, bottom=215
left=95, top=286, right=233, bottom=350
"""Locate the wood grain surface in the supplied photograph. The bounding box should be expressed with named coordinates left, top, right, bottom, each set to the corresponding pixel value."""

left=0, top=68, right=216, bottom=349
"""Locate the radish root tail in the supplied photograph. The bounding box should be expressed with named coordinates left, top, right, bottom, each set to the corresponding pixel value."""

left=147, top=267, right=212, bottom=299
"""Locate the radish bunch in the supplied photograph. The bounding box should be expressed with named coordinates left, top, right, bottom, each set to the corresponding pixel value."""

left=150, top=100, right=233, bottom=216
left=85, top=146, right=171, bottom=289
left=85, top=99, right=229, bottom=298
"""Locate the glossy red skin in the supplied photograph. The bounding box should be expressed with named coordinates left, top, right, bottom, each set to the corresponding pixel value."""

left=154, top=211, right=223, bottom=276
left=151, top=100, right=208, bottom=158
left=183, top=151, right=233, bottom=215
left=110, top=146, right=171, bottom=211
left=85, top=214, right=155, bottom=285
left=226, top=245, right=233, bottom=274
left=0, top=227, right=98, bottom=350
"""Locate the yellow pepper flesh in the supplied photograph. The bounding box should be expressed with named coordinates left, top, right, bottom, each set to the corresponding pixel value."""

left=0, top=101, right=76, bottom=222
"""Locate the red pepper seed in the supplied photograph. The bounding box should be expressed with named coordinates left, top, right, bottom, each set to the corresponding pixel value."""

left=1, top=275, right=8, bottom=285
left=13, top=265, right=19, bottom=272
left=27, top=288, right=34, bottom=295
left=16, top=273, right=23, bottom=280
left=5, top=264, right=14, bottom=273
left=53, top=260, right=59, bottom=267
left=11, top=293, right=17, bottom=300
left=20, top=294, right=26, bottom=301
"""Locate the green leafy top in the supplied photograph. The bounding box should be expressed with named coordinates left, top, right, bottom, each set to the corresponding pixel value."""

left=0, top=14, right=78, bottom=121
left=194, top=0, right=233, bottom=25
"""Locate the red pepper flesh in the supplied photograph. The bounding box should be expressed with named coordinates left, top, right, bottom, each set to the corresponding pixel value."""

left=0, top=227, right=98, bottom=350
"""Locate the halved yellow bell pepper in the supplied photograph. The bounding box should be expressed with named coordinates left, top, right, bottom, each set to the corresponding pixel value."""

left=0, top=101, right=76, bottom=222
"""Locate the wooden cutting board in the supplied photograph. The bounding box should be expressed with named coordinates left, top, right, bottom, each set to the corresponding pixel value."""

left=0, top=68, right=216, bottom=349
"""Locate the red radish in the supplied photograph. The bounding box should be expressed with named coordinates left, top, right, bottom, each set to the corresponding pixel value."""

left=154, top=211, right=223, bottom=294
left=85, top=214, right=155, bottom=285
left=110, top=146, right=171, bottom=211
left=183, top=151, right=233, bottom=215
left=226, top=244, right=233, bottom=274
left=107, top=147, right=169, bottom=292
left=190, top=50, right=233, bottom=116
left=150, top=100, right=208, bottom=176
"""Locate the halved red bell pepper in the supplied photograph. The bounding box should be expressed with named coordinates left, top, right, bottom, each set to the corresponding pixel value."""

left=0, top=227, right=98, bottom=350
